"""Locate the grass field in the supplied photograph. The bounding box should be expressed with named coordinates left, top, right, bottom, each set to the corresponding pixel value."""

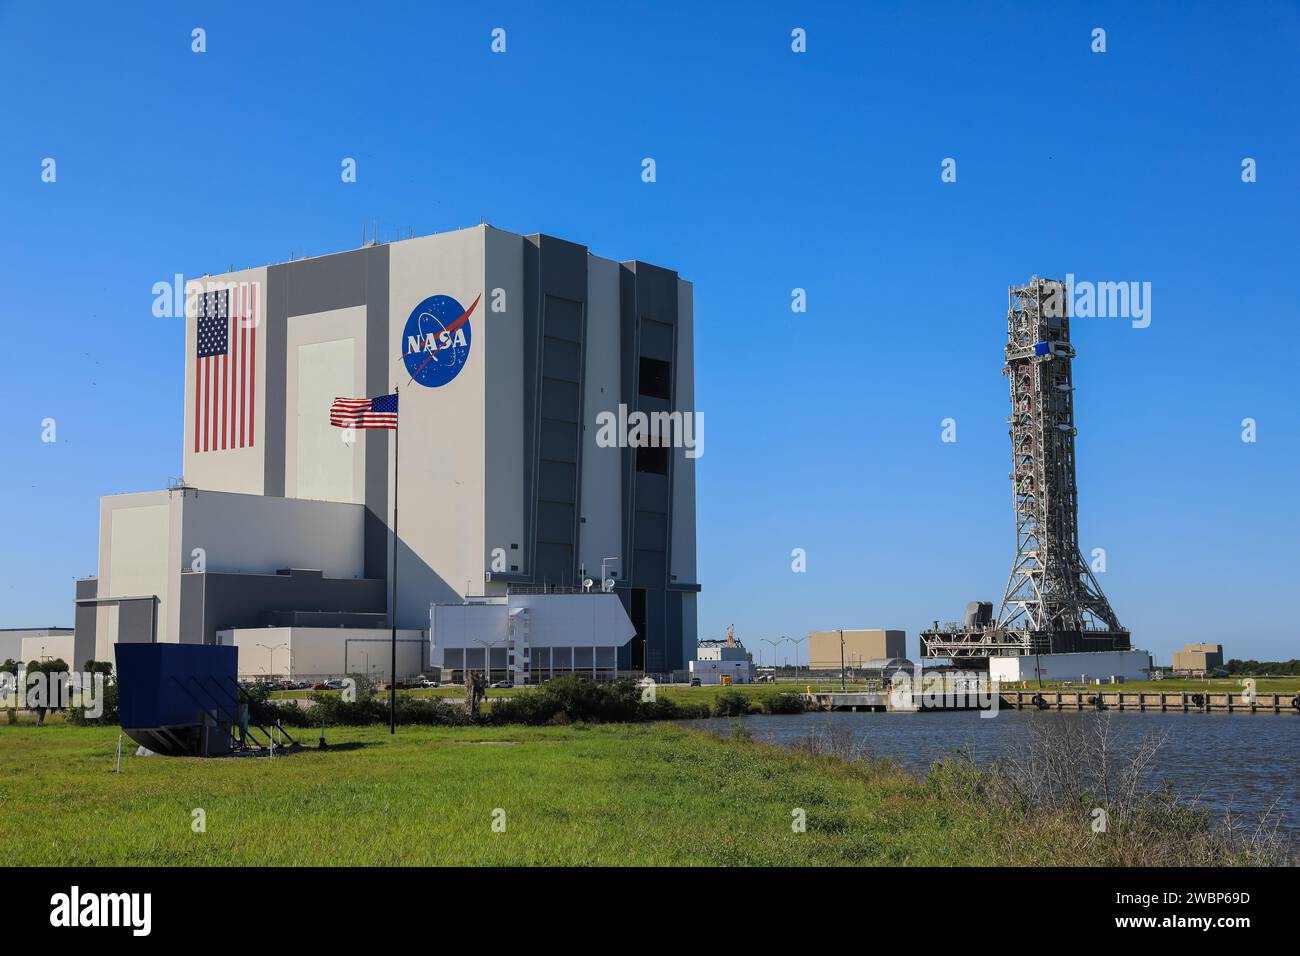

left=1, top=720, right=1099, bottom=867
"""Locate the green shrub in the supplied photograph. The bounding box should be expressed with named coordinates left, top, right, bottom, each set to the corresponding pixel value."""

left=486, top=692, right=563, bottom=726
left=486, top=675, right=719, bottom=726
left=763, top=692, right=808, bottom=715
left=67, top=681, right=118, bottom=725
left=640, top=697, right=709, bottom=721
left=710, top=689, right=752, bottom=717
left=393, top=695, right=472, bottom=726
left=488, top=675, right=643, bottom=725
left=293, top=691, right=467, bottom=728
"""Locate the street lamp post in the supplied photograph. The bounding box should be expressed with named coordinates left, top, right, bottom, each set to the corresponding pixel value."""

left=785, top=635, right=806, bottom=684
left=598, top=556, right=625, bottom=673
left=257, top=642, right=288, bottom=680
left=761, top=638, right=782, bottom=684
left=600, top=557, right=620, bottom=590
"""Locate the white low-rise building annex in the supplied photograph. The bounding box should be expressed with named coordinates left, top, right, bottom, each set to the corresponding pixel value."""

left=430, top=591, right=635, bottom=685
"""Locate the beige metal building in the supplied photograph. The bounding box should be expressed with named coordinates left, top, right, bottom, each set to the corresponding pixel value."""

left=217, top=626, right=427, bottom=682
left=2, top=629, right=76, bottom=665
left=1, top=628, right=76, bottom=666
left=807, top=629, right=907, bottom=671
left=1171, top=643, right=1224, bottom=676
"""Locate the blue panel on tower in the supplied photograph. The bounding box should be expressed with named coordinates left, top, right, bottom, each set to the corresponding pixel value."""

left=1033, top=341, right=1051, bottom=356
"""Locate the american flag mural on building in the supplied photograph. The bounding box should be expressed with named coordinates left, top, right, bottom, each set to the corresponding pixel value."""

left=194, top=283, right=258, bottom=453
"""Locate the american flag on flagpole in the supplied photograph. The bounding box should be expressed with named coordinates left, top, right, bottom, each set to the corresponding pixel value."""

left=194, top=284, right=257, bottom=453
left=330, top=393, right=399, bottom=429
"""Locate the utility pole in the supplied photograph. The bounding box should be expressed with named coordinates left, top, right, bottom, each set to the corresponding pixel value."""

left=839, top=629, right=846, bottom=691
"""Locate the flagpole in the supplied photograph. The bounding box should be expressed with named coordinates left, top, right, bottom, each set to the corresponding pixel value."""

left=389, top=385, right=399, bottom=735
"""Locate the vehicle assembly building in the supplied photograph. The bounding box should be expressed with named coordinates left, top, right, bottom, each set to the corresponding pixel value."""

left=921, top=278, right=1131, bottom=665
left=71, top=224, right=700, bottom=677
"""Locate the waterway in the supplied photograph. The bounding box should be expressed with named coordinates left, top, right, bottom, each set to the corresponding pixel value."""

left=693, top=709, right=1300, bottom=831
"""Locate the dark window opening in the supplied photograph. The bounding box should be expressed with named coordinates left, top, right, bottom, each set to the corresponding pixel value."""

left=636, top=444, right=669, bottom=476
left=638, top=357, right=672, bottom=400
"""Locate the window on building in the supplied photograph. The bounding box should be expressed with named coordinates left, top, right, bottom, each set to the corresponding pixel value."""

left=638, top=357, right=671, bottom=400
left=636, top=444, right=669, bottom=476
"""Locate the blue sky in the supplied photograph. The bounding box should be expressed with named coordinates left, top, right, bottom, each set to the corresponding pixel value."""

left=1, top=1, right=1297, bottom=663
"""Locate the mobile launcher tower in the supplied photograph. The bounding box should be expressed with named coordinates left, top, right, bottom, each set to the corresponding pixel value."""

left=921, top=278, right=1130, bottom=664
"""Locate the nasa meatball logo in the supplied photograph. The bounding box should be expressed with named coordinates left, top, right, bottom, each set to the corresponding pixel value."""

left=402, top=293, right=480, bottom=388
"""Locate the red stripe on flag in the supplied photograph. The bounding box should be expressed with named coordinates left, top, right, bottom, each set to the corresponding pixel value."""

left=195, top=357, right=202, bottom=453
left=229, top=288, right=238, bottom=449
left=221, top=326, right=228, bottom=450
left=249, top=289, right=257, bottom=448
left=228, top=309, right=233, bottom=451
left=239, top=285, right=246, bottom=448
left=202, top=357, right=209, bottom=452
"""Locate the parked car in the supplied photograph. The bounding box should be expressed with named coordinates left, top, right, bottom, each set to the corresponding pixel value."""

left=417, top=678, right=440, bottom=688
left=490, top=680, right=514, bottom=689
left=689, top=677, right=701, bottom=687
left=311, top=682, right=330, bottom=691
left=323, top=679, right=348, bottom=690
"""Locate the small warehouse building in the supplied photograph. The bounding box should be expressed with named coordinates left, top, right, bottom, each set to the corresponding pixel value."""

left=689, top=640, right=756, bottom=685
left=1171, top=643, right=1224, bottom=677
left=430, top=591, right=635, bottom=685
left=989, top=649, right=1153, bottom=684
left=1, top=628, right=76, bottom=666
left=216, top=625, right=428, bottom=682
left=807, top=629, right=907, bottom=672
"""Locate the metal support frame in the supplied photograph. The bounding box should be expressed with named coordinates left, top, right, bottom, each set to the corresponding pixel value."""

left=922, top=278, right=1129, bottom=660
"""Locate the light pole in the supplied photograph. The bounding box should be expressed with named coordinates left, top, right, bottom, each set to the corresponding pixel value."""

left=257, top=642, right=288, bottom=680
left=785, top=635, right=806, bottom=684
left=761, top=639, right=782, bottom=684
left=839, top=629, right=846, bottom=691
left=599, top=557, right=621, bottom=669
left=600, top=557, right=620, bottom=591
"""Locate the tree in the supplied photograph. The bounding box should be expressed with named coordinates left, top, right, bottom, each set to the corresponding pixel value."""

left=23, top=658, right=70, bottom=725
left=1, top=659, right=18, bottom=723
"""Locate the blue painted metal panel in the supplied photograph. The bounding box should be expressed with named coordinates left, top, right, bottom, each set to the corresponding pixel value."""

left=116, top=643, right=238, bottom=730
